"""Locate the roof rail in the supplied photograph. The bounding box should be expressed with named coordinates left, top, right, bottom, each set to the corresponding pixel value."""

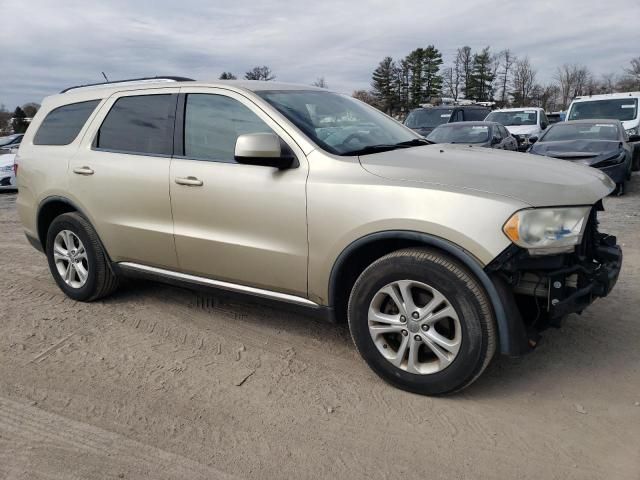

left=60, top=76, right=195, bottom=93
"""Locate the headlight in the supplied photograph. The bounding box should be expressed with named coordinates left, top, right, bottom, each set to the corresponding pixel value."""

left=0, top=165, right=13, bottom=173
left=503, top=207, right=590, bottom=255
left=592, top=151, right=626, bottom=167
left=626, top=127, right=638, bottom=136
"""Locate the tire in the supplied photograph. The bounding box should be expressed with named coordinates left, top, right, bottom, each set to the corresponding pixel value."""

left=632, top=144, right=640, bottom=172
left=614, top=182, right=625, bottom=196
left=46, top=212, right=118, bottom=301
left=347, top=247, right=497, bottom=395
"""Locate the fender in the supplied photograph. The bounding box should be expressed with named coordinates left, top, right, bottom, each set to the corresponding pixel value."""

left=328, top=230, right=529, bottom=356
left=36, top=195, right=113, bottom=262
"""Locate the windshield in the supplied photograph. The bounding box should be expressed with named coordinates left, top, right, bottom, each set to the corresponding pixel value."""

left=540, top=122, right=620, bottom=142
left=567, top=99, right=638, bottom=122
left=427, top=124, right=490, bottom=144
left=257, top=90, right=418, bottom=155
left=404, top=109, right=453, bottom=129
left=485, top=110, right=538, bottom=126
left=0, top=135, right=19, bottom=146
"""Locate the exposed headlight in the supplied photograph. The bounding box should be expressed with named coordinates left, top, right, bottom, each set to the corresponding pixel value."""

left=503, top=207, right=590, bottom=255
left=0, top=165, right=13, bottom=173
left=592, top=151, right=626, bottom=168
left=626, top=127, right=638, bottom=136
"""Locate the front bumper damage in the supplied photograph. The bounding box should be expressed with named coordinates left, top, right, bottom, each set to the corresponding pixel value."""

left=487, top=202, right=622, bottom=353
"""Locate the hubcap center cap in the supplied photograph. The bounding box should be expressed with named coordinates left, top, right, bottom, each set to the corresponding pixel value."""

left=407, top=320, right=420, bottom=333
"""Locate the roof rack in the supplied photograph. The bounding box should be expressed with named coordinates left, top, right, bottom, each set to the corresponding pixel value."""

left=60, top=76, right=195, bottom=93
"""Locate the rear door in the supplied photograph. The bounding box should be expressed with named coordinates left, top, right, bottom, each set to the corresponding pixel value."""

left=69, top=89, right=179, bottom=269
left=169, top=87, right=309, bottom=296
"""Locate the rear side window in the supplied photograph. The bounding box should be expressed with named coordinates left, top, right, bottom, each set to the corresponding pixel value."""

left=33, top=100, right=100, bottom=145
left=96, top=94, right=176, bottom=156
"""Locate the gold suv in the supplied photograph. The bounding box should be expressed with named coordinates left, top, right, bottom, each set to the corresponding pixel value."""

left=16, top=77, right=622, bottom=394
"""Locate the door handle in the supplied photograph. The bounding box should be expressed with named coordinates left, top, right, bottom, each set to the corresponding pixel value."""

left=73, top=166, right=94, bottom=175
left=175, top=176, right=203, bottom=187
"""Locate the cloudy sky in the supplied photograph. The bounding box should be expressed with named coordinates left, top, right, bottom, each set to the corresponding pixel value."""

left=1, top=0, right=639, bottom=108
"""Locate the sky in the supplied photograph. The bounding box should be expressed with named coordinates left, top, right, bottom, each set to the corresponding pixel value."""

left=1, top=0, right=639, bottom=108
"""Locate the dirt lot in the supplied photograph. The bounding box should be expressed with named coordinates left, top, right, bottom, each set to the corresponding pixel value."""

left=0, top=179, right=639, bottom=480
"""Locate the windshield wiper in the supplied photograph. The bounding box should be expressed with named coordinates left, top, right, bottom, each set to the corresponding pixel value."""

left=341, top=138, right=433, bottom=156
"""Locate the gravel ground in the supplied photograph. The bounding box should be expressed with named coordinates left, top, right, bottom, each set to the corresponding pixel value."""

left=0, top=177, right=639, bottom=480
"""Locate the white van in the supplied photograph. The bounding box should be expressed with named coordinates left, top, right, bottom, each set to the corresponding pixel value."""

left=567, top=92, right=640, bottom=170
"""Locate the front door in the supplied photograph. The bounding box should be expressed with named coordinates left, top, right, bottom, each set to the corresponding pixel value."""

left=169, top=88, right=309, bottom=297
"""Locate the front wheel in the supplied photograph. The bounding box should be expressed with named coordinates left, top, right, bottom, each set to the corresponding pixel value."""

left=347, top=248, right=497, bottom=395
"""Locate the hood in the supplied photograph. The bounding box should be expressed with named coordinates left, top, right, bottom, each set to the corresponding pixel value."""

left=505, top=125, right=539, bottom=136
left=530, top=140, right=623, bottom=166
left=359, top=144, right=614, bottom=207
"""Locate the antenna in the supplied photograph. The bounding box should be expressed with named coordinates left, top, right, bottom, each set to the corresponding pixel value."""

left=101, top=72, right=109, bottom=82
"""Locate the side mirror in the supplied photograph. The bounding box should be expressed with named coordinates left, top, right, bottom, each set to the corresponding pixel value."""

left=491, top=136, right=501, bottom=145
left=234, top=133, right=297, bottom=169
left=529, top=136, right=538, bottom=144
left=628, top=134, right=640, bottom=143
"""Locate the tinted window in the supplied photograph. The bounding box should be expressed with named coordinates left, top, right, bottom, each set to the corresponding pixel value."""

left=33, top=100, right=100, bottom=145
left=464, top=108, right=490, bottom=121
left=96, top=94, right=175, bottom=155
left=184, top=94, right=274, bottom=162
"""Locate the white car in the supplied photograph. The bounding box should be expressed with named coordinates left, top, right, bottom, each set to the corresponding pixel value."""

left=485, top=107, right=549, bottom=151
left=0, top=153, right=17, bottom=190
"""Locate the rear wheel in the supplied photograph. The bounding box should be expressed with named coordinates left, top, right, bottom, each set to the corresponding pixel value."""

left=347, top=248, right=497, bottom=395
left=46, top=212, right=118, bottom=301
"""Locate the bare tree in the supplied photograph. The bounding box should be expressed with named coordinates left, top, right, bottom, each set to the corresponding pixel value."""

left=496, top=49, right=516, bottom=106
left=312, top=77, right=328, bottom=88
left=442, top=54, right=462, bottom=101
left=600, top=73, right=618, bottom=94
left=511, top=57, right=536, bottom=106
left=456, top=46, right=473, bottom=98
left=352, top=90, right=377, bottom=106
left=245, top=66, right=275, bottom=81
left=555, top=64, right=591, bottom=109
left=621, top=57, right=640, bottom=90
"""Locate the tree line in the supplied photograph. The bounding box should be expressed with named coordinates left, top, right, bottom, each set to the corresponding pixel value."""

left=0, top=104, right=40, bottom=134
left=354, top=47, right=640, bottom=116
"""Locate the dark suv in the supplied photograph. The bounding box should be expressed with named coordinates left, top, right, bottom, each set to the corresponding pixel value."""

left=404, top=106, right=491, bottom=136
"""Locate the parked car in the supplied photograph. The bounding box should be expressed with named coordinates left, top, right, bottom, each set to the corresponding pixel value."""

left=566, top=92, right=640, bottom=171
left=16, top=77, right=621, bottom=395
left=0, top=134, right=23, bottom=151
left=484, top=107, right=549, bottom=151
left=426, top=121, right=518, bottom=150
left=404, top=105, right=491, bottom=136
left=529, top=119, right=635, bottom=195
left=0, top=153, right=17, bottom=190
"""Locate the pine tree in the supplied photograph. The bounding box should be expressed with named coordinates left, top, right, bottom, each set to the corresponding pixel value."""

left=468, top=47, right=495, bottom=101
left=371, top=57, right=398, bottom=115
left=406, top=48, right=425, bottom=107
left=422, top=45, right=443, bottom=101
left=219, top=72, right=237, bottom=80
left=12, top=107, right=28, bottom=134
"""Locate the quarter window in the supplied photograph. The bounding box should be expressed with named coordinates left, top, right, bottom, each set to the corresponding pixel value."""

left=183, top=94, right=273, bottom=162
left=33, top=100, right=100, bottom=145
left=96, top=94, right=176, bottom=155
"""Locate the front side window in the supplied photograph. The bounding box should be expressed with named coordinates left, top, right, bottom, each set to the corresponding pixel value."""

left=258, top=90, right=419, bottom=155
left=33, top=100, right=100, bottom=145
left=568, top=99, right=638, bottom=122
left=464, top=109, right=490, bottom=121
left=96, top=94, right=176, bottom=155
left=485, top=110, right=538, bottom=126
left=183, top=94, right=273, bottom=162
